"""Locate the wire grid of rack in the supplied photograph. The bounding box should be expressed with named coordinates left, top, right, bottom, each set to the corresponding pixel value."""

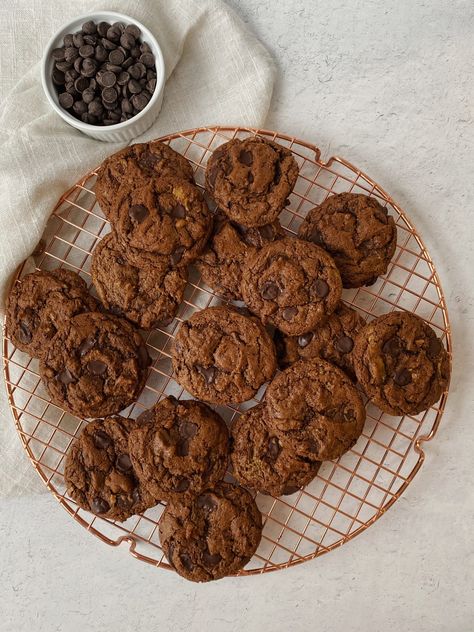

left=2, top=126, right=451, bottom=575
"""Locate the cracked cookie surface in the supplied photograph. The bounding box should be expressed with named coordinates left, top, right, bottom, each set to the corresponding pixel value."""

left=231, top=404, right=321, bottom=496
left=6, top=268, right=97, bottom=360
left=241, top=237, right=342, bottom=336
left=353, top=311, right=450, bottom=415
left=65, top=416, right=155, bottom=522
left=298, top=193, right=397, bottom=288
left=129, top=396, right=229, bottom=502
left=172, top=306, right=277, bottom=405
left=91, top=232, right=187, bottom=330
left=159, top=481, right=262, bottom=582
left=40, top=311, right=150, bottom=418
left=265, top=358, right=366, bottom=460
left=205, top=136, right=299, bottom=227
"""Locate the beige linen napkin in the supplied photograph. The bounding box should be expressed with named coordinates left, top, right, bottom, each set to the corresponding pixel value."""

left=0, top=0, right=275, bottom=495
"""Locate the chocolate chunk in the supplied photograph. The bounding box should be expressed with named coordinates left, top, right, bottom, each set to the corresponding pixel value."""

left=314, top=279, right=329, bottom=298
left=261, top=281, right=279, bottom=300
left=298, top=332, right=313, bottom=348
left=170, top=246, right=186, bottom=266
left=239, top=149, right=253, bottom=166
left=87, top=359, right=107, bottom=375
left=203, top=551, right=222, bottom=566
left=91, top=497, right=110, bottom=514
left=93, top=430, right=112, bottom=449
left=129, top=204, right=148, bottom=222
left=196, top=365, right=216, bottom=384
left=335, top=335, right=354, bottom=354
left=382, top=336, right=401, bottom=355
left=282, top=306, right=298, bottom=321
left=57, top=368, right=75, bottom=384
left=267, top=436, right=281, bottom=460
left=427, top=338, right=442, bottom=359
left=58, top=92, right=74, bottom=109
left=116, top=453, right=133, bottom=473
left=394, top=368, right=412, bottom=386
left=196, top=493, right=218, bottom=512
left=18, top=321, right=32, bottom=344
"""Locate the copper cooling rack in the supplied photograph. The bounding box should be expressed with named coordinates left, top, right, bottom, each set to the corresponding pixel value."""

left=2, top=126, right=451, bottom=576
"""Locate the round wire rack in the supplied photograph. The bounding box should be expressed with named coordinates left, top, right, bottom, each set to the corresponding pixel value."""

left=2, top=126, right=451, bottom=575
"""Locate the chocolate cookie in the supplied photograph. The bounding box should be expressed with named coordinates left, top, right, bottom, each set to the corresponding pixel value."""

left=172, top=306, right=277, bottom=405
left=231, top=404, right=321, bottom=496
left=128, top=396, right=229, bottom=502
left=241, top=237, right=342, bottom=336
left=5, top=268, right=97, bottom=360
left=205, top=136, right=299, bottom=227
left=64, top=416, right=155, bottom=522
left=298, top=193, right=397, bottom=288
left=275, top=302, right=366, bottom=379
left=265, top=358, right=366, bottom=460
left=95, top=141, right=194, bottom=220
left=113, top=176, right=212, bottom=267
left=40, top=312, right=150, bottom=418
left=91, top=232, right=187, bottom=329
left=353, top=311, right=450, bottom=415
left=196, top=215, right=285, bottom=300
left=159, top=481, right=262, bottom=582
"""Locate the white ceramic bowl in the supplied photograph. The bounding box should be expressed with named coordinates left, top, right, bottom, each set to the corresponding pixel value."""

left=41, top=11, right=165, bottom=142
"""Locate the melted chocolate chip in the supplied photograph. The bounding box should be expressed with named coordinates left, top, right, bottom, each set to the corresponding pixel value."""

left=393, top=368, right=412, bottom=386
left=314, top=279, right=329, bottom=298
left=207, top=164, right=218, bottom=188
left=203, top=551, right=222, bottom=566
left=171, top=203, right=186, bottom=219
left=115, top=256, right=125, bottom=265
left=261, top=281, right=279, bottom=300
left=116, top=453, right=133, bottom=472
left=87, top=359, right=107, bottom=375
left=274, top=161, right=281, bottom=184
left=170, top=246, right=185, bottom=266
left=258, top=224, right=276, bottom=241
left=139, top=150, right=159, bottom=169
left=93, top=430, right=112, bottom=449
left=239, top=149, right=253, bottom=166
left=91, top=497, right=110, bottom=514
left=176, top=440, right=189, bottom=457
left=298, top=332, right=313, bottom=348
left=132, top=487, right=141, bottom=504
left=109, top=305, right=123, bottom=316
left=128, top=204, right=149, bottom=222
left=282, top=306, right=298, bottom=321
left=78, top=335, right=96, bottom=356
left=116, top=494, right=132, bottom=508
left=335, top=335, right=354, bottom=354
left=57, top=368, right=75, bottom=384
left=137, top=345, right=149, bottom=368
left=374, top=209, right=388, bottom=224
left=382, top=336, right=401, bottom=355
left=196, top=493, right=218, bottom=512
left=196, top=365, right=216, bottom=384
left=18, top=321, right=32, bottom=343
left=282, top=485, right=300, bottom=495
left=248, top=172, right=254, bottom=184
left=179, top=552, right=193, bottom=570
left=309, top=228, right=324, bottom=246
left=137, top=409, right=154, bottom=424
left=175, top=478, right=189, bottom=492
left=427, top=338, right=442, bottom=359
left=179, top=420, right=198, bottom=439
left=267, top=436, right=281, bottom=460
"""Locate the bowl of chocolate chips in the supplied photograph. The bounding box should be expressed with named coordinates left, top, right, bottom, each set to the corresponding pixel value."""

left=41, top=12, right=165, bottom=141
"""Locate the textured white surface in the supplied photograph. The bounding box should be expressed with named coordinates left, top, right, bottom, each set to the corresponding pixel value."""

left=1, top=1, right=474, bottom=631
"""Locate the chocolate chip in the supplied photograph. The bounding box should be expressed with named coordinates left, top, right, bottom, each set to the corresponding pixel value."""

left=101, top=71, right=116, bottom=87
left=120, top=32, right=136, bottom=50
left=63, top=34, right=74, bottom=48
left=82, top=88, right=95, bottom=104
left=117, top=71, right=130, bottom=85
left=129, top=62, right=146, bottom=79
left=175, top=478, right=189, bottom=492
left=239, top=149, right=253, bottom=166
left=18, top=321, right=32, bottom=344
left=298, top=332, right=313, bottom=348
left=179, top=552, right=193, bottom=570
left=58, top=92, right=74, bottom=109
left=171, top=203, right=186, bottom=219
left=52, top=69, right=65, bottom=85
left=125, top=24, right=141, bottom=39
left=87, top=359, right=107, bottom=375
left=88, top=99, right=104, bottom=117
left=314, top=279, right=329, bottom=298
left=106, top=25, right=122, bottom=42
left=282, top=306, right=298, bottom=321
left=131, top=92, right=150, bottom=111
left=81, top=58, right=97, bottom=77
left=116, top=453, right=133, bottom=473
left=52, top=47, right=66, bottom=61
left=137, top=345, right=149, bottom=368
left=146, top=78, right=157, bottom=93
left=57, top=368, right=75, bottom=384
left=102, top=87, right=117, bottom=103
left=139, top=52, right=155, bottom=67
left=129, top=204, right=148, bottom=222
left=64, top=47, right=79, bottom=63
left=261, top=281, right=279, bottom=300
left=170, top=246, right=186, bottom=266
left=203, top=551, right=222, bottom=566
left=128, top=79, right=142, bottom=94
left=267, top=436, right=281, bottom=460
left=74, top=76, right=89, bottom=92
left=91, top=497, right=110, bottom=514
left=382, top=336, right=401, bottom=355
left=79, top=44, right=94, bottom=59
left=393, top=368, right=412, bottom=386
left=97, top=21, right=111, bottom=37
left=82, top=20, right=97, bottom=35
left=101, top=37, right=117, bottom=51
left=94, top=44, right=108, bottom=62
left=196, top=365, right=216, bottom=384
left=427, top=338, right=442, bottom=359
left=335, top=335, right=354, bottom=354
left=109, top=49, right=125, bottom=65
left=121, top=98, right=133, bottom=114
left=64, top=69, right=79, bottom=83
left=73, top=100, right=88, bottom=115
left=196, top=493, right=218, bottom=512
left=93, top=430, right=112, bottom=449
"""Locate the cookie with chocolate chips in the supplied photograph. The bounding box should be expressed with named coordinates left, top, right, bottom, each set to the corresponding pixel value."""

left=95, top=141, right=194, bottom=221
left=353, top=311, right=450, bottom=415
left=64, top=416, right=156, bottom=522
left=128, top=396, right=229, bottom=502
left=298, top=193, right=397, bottom=288
left=275, top=302, right=366, bottom=379
left=159, top=481, right=262, bottom=582
left=265, top=358, right=366, bottom=461
left=172, top=306, right=277, bottom=405
left=231, top=404, right=321, bottom=496
left=205, top=136, right=299, bottom=227
left=91, top=232, right=187, bottom=329
left=5, top=268, right=97, bottom=360
left=40, top=312, right=150, bottom=418
left=196, top=215, right=285, bottom=300
left=113, top=176, right=212, bottom=268
left=241, top=237, right=342, bottom=336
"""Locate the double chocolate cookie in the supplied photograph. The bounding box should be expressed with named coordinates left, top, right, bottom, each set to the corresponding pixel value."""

left=205, top=136, right=299, bottom=227
left=275, top=302, right=366, bottom=379
left=64, top=416, right=155, bottom=522
left=241, top=237, right=342, bottom=336
left=40, top=312, right=150, bottom=418
left=172, top=306, right=277, bottom=404
left=159, top=481, right=262, bottom=582
left=129, top=397, right=229, bottom=502
left=196, top=216, right=284, bottom=301
left=113, top=176, right=212, bottom=267
left=91, top=232, right=187, bottom=329
left=6, top=269, right=96, bottom=360
left=353, top=311, right=450, bottom=415
left=231, top=405, right=321, bottom=496
left=298, top=193, right=397, bottom=288
left=265, top=358, right=366, bottom=460
left=95, top=141, right=194, bottom=221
